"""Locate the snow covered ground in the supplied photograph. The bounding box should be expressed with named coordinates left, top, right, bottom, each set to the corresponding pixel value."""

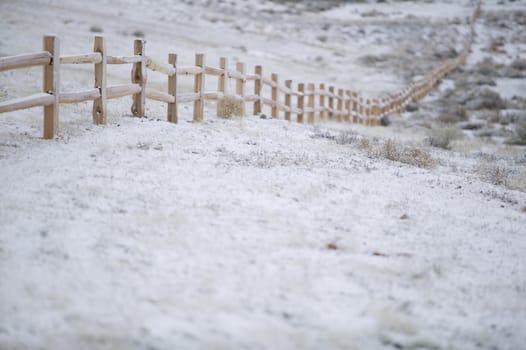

left=1, top=0, right=525, bottom=349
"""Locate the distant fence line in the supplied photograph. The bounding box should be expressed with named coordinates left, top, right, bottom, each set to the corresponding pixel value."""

left=0, top=1, right=481, bottom=139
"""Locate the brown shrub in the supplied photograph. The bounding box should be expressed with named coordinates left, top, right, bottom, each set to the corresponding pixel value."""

left=369, top=139, right=435, bottom=168
left=217, top=96, right=245, bottom=118
left=427, top=125, right=463, bottom=149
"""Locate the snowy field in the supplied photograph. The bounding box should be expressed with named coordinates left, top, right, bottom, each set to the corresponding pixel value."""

left=1, top=0, right=525, bottom=350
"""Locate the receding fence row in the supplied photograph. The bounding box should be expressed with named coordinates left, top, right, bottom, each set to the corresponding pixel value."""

left=0, top=0, right=481, bottom=139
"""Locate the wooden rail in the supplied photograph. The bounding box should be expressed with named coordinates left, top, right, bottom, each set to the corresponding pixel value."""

left=0, top=0, right=482, bottom=139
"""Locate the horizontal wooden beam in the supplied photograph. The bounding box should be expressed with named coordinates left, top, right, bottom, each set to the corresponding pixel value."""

left=106, top=55, right=142, bottom=64
left=60, top=53, right=102, bottom=65
left=205, top=66, right=223, bottom=76
left=145, top=88, right=175, bottom=104
left=243, top=94, right=259, bottom=102
left=261, top=97, right=274, bottom=106
left=60, top=89, right=101, bottom=103
left=0, top=93, right=54, bottom=113
left=0, top=52, right=52, bottom=71
left=177, top=92, right=200, bottom=103
left=145, top=57, right=175, bottom=76
left=107, top=84, right=141, bottom=99
left=228, top=69, right=245, bottom=80
left=245, top=74, right=260, bottom=81
left=261, top=76, right=276, bottom=88
left=176, top=66, right=204, bottom=75
left=205, top=91, right=221, bottom=100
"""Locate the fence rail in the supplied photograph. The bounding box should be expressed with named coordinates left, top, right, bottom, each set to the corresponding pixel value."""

left=0, top=0, right=482, bottom=139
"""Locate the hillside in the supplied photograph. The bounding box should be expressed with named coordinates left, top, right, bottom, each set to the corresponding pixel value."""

left=1, top=0, right=525, bottom=349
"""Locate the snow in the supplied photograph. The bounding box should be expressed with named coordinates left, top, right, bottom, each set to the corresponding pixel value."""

left=1, top=0, right=526, bottom=349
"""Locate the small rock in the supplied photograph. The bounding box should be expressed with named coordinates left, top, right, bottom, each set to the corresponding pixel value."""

left=400, top=214, right=409, bottom=220
left=327, top=243, right=338, bottom=250
left=136, top=142, right=150, bottom=150
left=372, top=251, right=387, bottom=257
left=406, top=102, right=419, bottom=112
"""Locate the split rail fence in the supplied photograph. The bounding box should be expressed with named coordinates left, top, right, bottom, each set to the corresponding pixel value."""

left=0, top=1, right=481, bottom=139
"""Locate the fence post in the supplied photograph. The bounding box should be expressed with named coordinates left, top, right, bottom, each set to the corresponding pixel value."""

left=217, top=57, right=228, bottom=117
left=218, top=57, right=229, bottom=95
left=358, top=95, right=364, bottom=124
left=365, top=98, right=371, bottom=126
left=92, top=36, right=107, bottom=125
left=297, top=83, right=304, bottom=123
left=236, top=62, right=246, bottom=116
left=307, top=83, right=315, bottom=124
left=319, top=83, right=326, bottom=120
left=284, top=80, right=292, bottom=121
left=254, top=65, right=262, bottom=115
left=193, top=53, right=205, bottom=122
left=345, top=90, right=351, bottom=122
left=271, top=73, right=278, bottom=119
left=328, top=86, right=335, bottom=119
left=337, top=88, right=344, bottom=122
left=167, top=53, right=178, bottom=123
left=351, top=91, right=358, bottom=123
left=380, top=98, right=387, bottom=122
left=43, top=35, right=60, bottom=139
left=131, top=39, right=146, bottom=117
left=372, top=98, right=380, bottom=126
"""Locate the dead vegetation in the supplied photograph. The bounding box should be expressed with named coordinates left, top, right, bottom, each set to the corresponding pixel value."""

left=312, top=128, right=434, bottom=169
left=367, top=139, right=435, bottom=169
left=427, top=125, right=463, bottom=149
left=217, top=96, right=245, bottom=118
left=507, top=120, right=526, bottom=146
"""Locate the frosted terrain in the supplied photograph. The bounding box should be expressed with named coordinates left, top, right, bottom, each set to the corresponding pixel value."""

left=0, top=0, right=525, bottom=349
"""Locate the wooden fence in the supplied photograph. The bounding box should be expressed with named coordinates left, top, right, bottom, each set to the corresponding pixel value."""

left=0, top=1, right=481, bottom=139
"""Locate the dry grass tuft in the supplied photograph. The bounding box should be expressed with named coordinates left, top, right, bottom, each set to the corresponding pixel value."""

left=336, top=130, right=358, bottom=145
left=479, top=163, right=512, bottom=187
left=368, top=139, right=435, bottom=169
left=427, top=125, right=463, bottom=149
left=217, top=96, right=245, bottom=118
left=89, top=25, right=103, bottom=33
left=508, top=120, right=526, bottom=145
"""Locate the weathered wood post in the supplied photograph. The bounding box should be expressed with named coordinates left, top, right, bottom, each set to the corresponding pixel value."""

left=236, top=62, right=246, bottom=116
left=352, top=91, right=358, bottom=123
left=337, top=88, right=344, bottom=122
left=372, top=98, right=380, bottom=126
left=328, top=86, right=335, bottom=119
left=307, top=83, right=315, bottom=124
left=193, top=53, right=205, bottom=122
left=358, top=95, right=364, bottom=124
left=167, top=53, right=178, bottom=123
left=131, top=39, right=146, bottom=117
left=345, top=90, right=351, bottom=122
left=92, top=36, right=106, bottom=125
left=319, top=83, right=326, bottom=120
left=284, top=79, right=292, bottom=121
left=380, top=98, right=387, bottom=123
left=43, top=35, right=60, bottom=139
left=365, top=98, right=371, bottom=126
left=218, top=57, right=229, bottom=97
left=254, top=65, right=262, bottom=115
left=271, top=73, right=278, bottom=119
left=297, top=83, right=305, bottom=123
left=217, top=57, right=228, bottom=117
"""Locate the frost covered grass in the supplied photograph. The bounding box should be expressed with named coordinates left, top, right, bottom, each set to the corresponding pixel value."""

left=1, top=0, right=526, bottom=349
left=427, top=124, right=463, bottom=150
